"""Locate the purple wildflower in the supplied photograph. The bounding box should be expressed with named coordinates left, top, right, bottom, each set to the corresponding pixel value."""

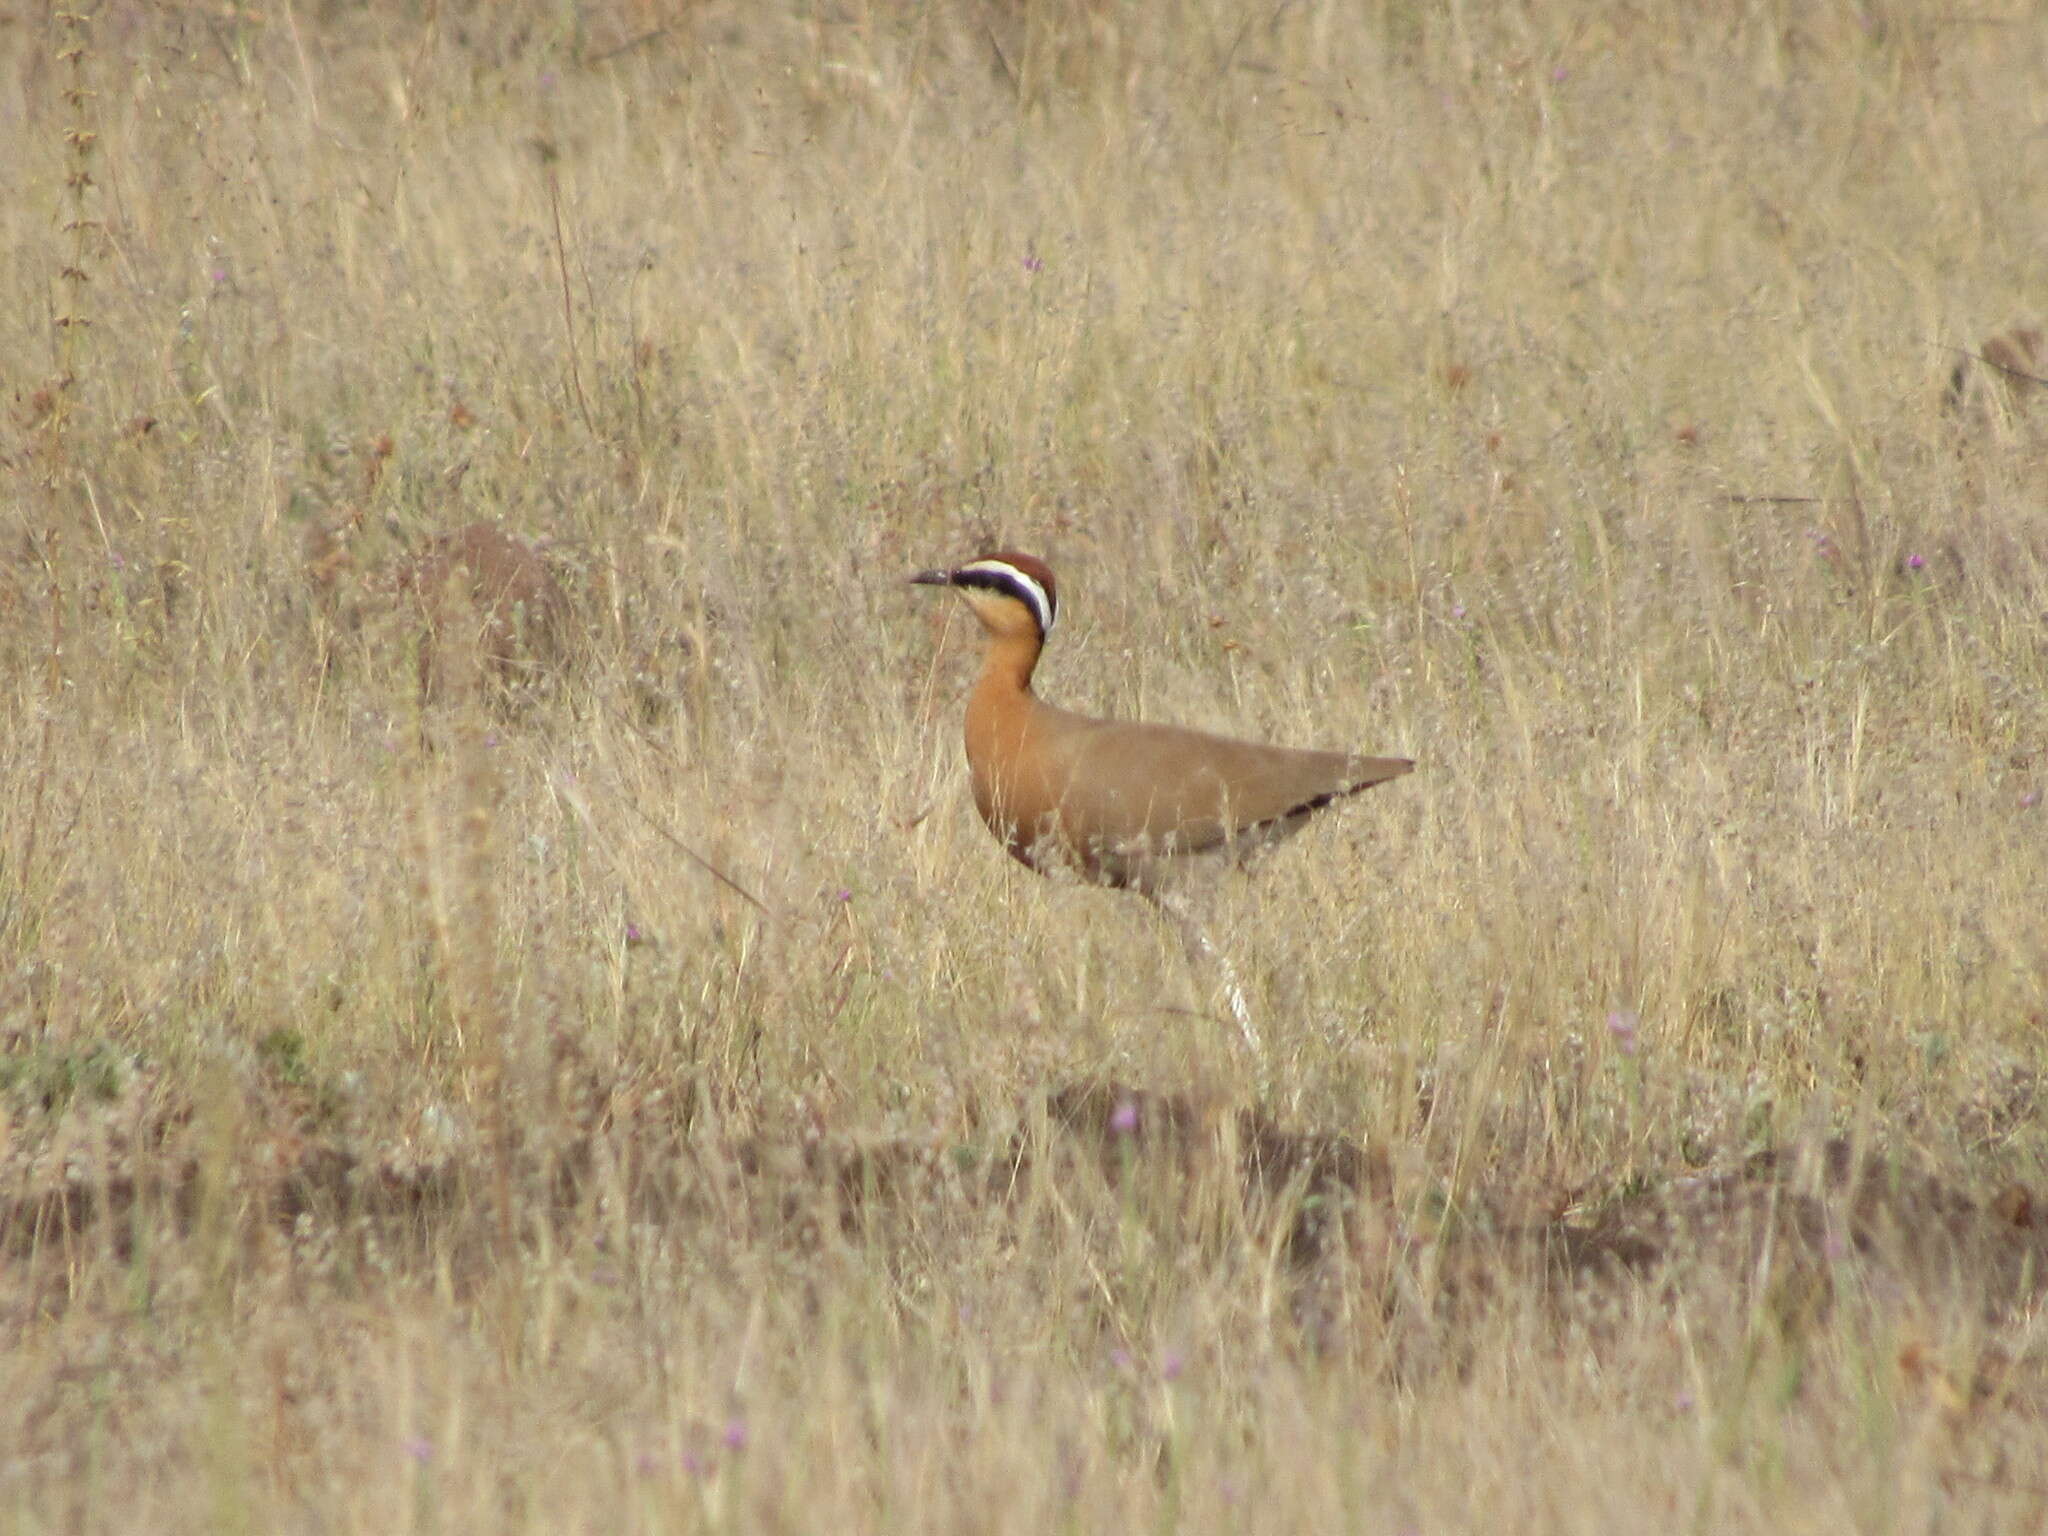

left=1108, top=1099, right=1140, bottom=1136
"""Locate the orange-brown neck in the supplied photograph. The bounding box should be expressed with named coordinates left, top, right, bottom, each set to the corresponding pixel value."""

left=963, top=628, right=1043, bottom=761
left=961, top=627, right=1052, bottom=847
left=973, top=627, right=1041, bottom=697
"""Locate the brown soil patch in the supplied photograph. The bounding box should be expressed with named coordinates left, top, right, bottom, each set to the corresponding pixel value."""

left=4, top=1070, right=2039, bottom=1351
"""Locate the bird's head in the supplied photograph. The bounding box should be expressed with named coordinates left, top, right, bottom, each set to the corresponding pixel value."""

left=910, top=552, right=1059, bottom=643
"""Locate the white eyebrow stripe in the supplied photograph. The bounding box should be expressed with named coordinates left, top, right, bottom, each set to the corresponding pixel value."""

left=958, top=560, right=1055, bottom=635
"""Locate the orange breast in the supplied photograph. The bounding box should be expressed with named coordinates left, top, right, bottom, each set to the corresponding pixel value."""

left=963, top=686, right=1075, bottom=876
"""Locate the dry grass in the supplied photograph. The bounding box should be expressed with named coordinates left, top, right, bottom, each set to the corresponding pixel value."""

left=3, top=2, right=2046, bottom=1529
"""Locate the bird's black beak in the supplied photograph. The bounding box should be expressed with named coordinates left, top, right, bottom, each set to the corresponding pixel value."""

left=909, top=568, right=955, bottom=587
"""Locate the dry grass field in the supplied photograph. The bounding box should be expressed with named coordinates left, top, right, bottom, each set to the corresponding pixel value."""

left=3, top=1, right=2046, bottom=1529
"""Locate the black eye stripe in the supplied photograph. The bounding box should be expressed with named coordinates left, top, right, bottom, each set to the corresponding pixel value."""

left=955, top=570, right=1028, bottom=598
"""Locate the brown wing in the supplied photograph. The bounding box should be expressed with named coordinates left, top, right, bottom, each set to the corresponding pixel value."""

left=1041, top=709, right=1411, bottom=857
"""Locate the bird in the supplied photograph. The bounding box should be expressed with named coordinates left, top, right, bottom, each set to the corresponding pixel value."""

left=911, top=551, right=1412, bottom=1047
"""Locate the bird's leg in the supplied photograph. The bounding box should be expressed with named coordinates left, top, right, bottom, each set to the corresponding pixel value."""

left=1202, top=934, right=1260, bottom=1055
left=1151, top=890, right=1262, bottom=1054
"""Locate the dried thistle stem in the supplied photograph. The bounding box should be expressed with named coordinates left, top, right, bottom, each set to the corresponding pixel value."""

left=50, top=7, right=101, bottom=460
